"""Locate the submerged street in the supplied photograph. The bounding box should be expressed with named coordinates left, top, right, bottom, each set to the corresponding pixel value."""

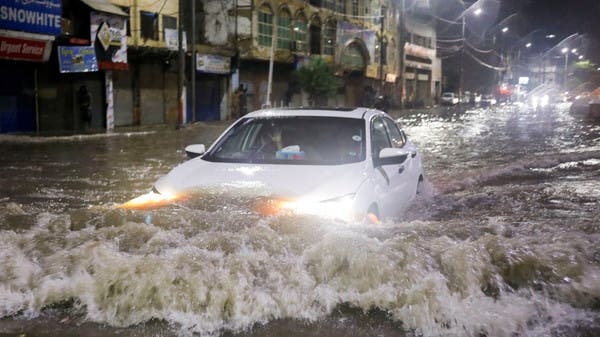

left=1, top=104, right=599, bottom=337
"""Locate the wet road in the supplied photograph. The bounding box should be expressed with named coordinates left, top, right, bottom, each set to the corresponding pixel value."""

left=0, top=104, right=599, bottom=337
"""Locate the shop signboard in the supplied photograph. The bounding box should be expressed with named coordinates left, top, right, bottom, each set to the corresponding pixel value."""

left=58, top=46, right=98, bottom=73
left=0, top=35, right=50, bottom=62
left=196, top=54, right=230, bottom=74
left=0, top=0, right=62, bottom=35
left=90, top=11, right=127, bottom=70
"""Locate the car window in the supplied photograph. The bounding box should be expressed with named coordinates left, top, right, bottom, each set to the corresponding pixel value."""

left=370, top=117, right=391, bottom=159
left=205, top=116, right=366, bottom=165
left=382, top=118, right=405, bottom=148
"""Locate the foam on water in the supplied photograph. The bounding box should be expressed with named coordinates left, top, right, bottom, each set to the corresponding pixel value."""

left=1, top=201, right=599, bottom=337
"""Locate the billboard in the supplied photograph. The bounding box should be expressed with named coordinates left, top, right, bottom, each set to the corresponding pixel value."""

left=58, top=46, right=98, bottom=73
left=0, top=0, right=62, bottom=36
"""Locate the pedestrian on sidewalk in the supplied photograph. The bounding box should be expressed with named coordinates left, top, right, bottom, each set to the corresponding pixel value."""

left=77, top=85, right=92, bottom=130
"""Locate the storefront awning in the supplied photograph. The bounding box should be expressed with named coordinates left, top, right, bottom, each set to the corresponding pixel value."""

left=80, top=0, right=128, bottom=16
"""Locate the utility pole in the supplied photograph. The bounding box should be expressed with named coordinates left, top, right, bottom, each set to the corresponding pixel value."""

left=563, top=51, right=569, bottom=88
left=398, top=0, right=405, bottom=107
left=379, top=1, right=385, bottom=91
left=458, top=16, right=465, bottom=103
left=177, top=0, right=185, bottom=127
left=265, top=17, right=276, bottom=108
left=191, top=0, right=196, bottom=122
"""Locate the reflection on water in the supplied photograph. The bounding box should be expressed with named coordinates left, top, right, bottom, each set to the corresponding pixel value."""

left=0, top=106, right=599, bottom=337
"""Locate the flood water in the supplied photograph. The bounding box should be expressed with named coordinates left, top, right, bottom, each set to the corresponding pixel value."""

left=1, top=104, right=599, bottom=337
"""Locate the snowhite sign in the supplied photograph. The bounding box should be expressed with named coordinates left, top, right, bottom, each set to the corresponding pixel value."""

left=0, top=0, right=62, bottom=36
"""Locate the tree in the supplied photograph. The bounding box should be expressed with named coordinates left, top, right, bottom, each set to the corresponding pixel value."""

left=292, top=56, right=341, bottom=106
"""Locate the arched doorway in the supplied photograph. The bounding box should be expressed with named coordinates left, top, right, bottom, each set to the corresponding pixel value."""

left=340, top=39, right=370, bottom=106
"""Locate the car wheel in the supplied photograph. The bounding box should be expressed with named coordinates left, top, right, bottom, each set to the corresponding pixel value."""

left=367, top=204, right=380, bottom=224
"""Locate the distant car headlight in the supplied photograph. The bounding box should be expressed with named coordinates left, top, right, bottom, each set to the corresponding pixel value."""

left=531, top=96, right=539, bottom=108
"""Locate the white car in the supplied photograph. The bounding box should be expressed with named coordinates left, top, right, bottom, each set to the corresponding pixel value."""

left=441, top=92, right=459, bottom=105
left=124, top=108, right=424, bottom=222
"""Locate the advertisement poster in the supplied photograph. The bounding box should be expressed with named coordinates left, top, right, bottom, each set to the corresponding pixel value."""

left=196, top=54, right=231, bottom=74
left=58, top=46, right=98, bottom=73
left=90, top=11, right=127, bottom=69
left=0, top=0, right=62, bottom=35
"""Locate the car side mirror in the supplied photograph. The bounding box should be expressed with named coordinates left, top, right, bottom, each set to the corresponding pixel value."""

left=185, top=144, right=206, bottom=158
left=378, top=147, right=409, bottom=166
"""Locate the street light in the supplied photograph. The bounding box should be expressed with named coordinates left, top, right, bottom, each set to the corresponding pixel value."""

left=562, top=47, right=570, bottom=88
left=525, top=42, right=532, bottom=48
left=501, top=27, right=509, bottom=33
left=455, top=0, right=487, bottom=100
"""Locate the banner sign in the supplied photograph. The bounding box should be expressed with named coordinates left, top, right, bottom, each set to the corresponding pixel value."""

left=196, top=54, right=231, bottom=74
left=90, top=11, right=127, bottom=69
left=0, top=35, right=50, bottom=62
left=58, top=46, right=98, bottom=73
left=0, top=0, right=62, bottom=36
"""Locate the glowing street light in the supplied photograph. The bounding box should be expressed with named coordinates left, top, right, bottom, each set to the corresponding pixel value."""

left=525, top=42, right=532, bottom=48
left=571, top=48, right=577, bottom=54
left=501, top=27, right=509, bottom=33
left=578, top=55, right=584, bottom=60
left=473, top=8, right=483, bottom=16
left=561, top=47, right=569, bottom=54
left=546, top=34, right=556, bottom=39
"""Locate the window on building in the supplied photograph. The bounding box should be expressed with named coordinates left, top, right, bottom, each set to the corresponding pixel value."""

left=388, top=39, right=396, bottom=68
left=293, top=13, right=308, bottom=52
left=364, top=0, right=371, bottom=16
left=258, top=4, right=274, bottom=47
left=323, top=0, right=335, bottom=11
left=351, top=0, right=359, bottom=17
left=309, top=0, right=323, bottom=7
left=336, top=0, right=347, bottom=14
left=323, top=19, right=336, bottom=55
left=162, top=15, right=176, bottom=42
left=140, top=11, right=158, bottom=40
left=310, top=17, right=322, bottom=54
left=277, top=9, right=292, bottom=50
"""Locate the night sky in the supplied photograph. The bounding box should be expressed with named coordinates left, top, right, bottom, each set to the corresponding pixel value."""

left=436, top=0, right=600, bottom=92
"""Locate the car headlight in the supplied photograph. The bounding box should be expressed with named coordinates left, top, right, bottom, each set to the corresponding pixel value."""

left=280, top=193, right=356, bottom=220
left=119, top=187, right=182, bottom=210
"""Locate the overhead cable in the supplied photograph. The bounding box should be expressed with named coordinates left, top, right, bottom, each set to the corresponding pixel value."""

left=463, top=48, right=507, bottom=71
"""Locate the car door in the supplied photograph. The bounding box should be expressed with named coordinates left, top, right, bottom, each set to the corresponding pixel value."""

left=370, top=117, right=408, bottom=218
left=381, top=117, right=417, bottom=213
left=384, top=118, right=421, bottom=198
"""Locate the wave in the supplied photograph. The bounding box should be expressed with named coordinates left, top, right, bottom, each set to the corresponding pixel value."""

left=432, top=150, right=600, bottom=195
left=1, top=203, right=599, bottom=337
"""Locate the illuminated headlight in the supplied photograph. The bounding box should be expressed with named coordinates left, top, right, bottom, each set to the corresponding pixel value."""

left=280, top=194, right=356, bottom=220
left=119, top=188, right=181, bottom=209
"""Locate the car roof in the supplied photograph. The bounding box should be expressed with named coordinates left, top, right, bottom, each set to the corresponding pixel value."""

left=244, top=107, right=387, bottom=120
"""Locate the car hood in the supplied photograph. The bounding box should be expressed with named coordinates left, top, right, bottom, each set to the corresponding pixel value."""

left=154, top=158, right=369, bottom=201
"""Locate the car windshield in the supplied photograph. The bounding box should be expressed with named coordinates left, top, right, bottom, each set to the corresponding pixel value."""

left=442, top=93, right=453, bottom=97
left=204, top=116, right=366, bottom=165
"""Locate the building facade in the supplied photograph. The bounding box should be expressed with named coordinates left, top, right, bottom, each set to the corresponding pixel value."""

left=0, top=0, right=440, bottom=134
